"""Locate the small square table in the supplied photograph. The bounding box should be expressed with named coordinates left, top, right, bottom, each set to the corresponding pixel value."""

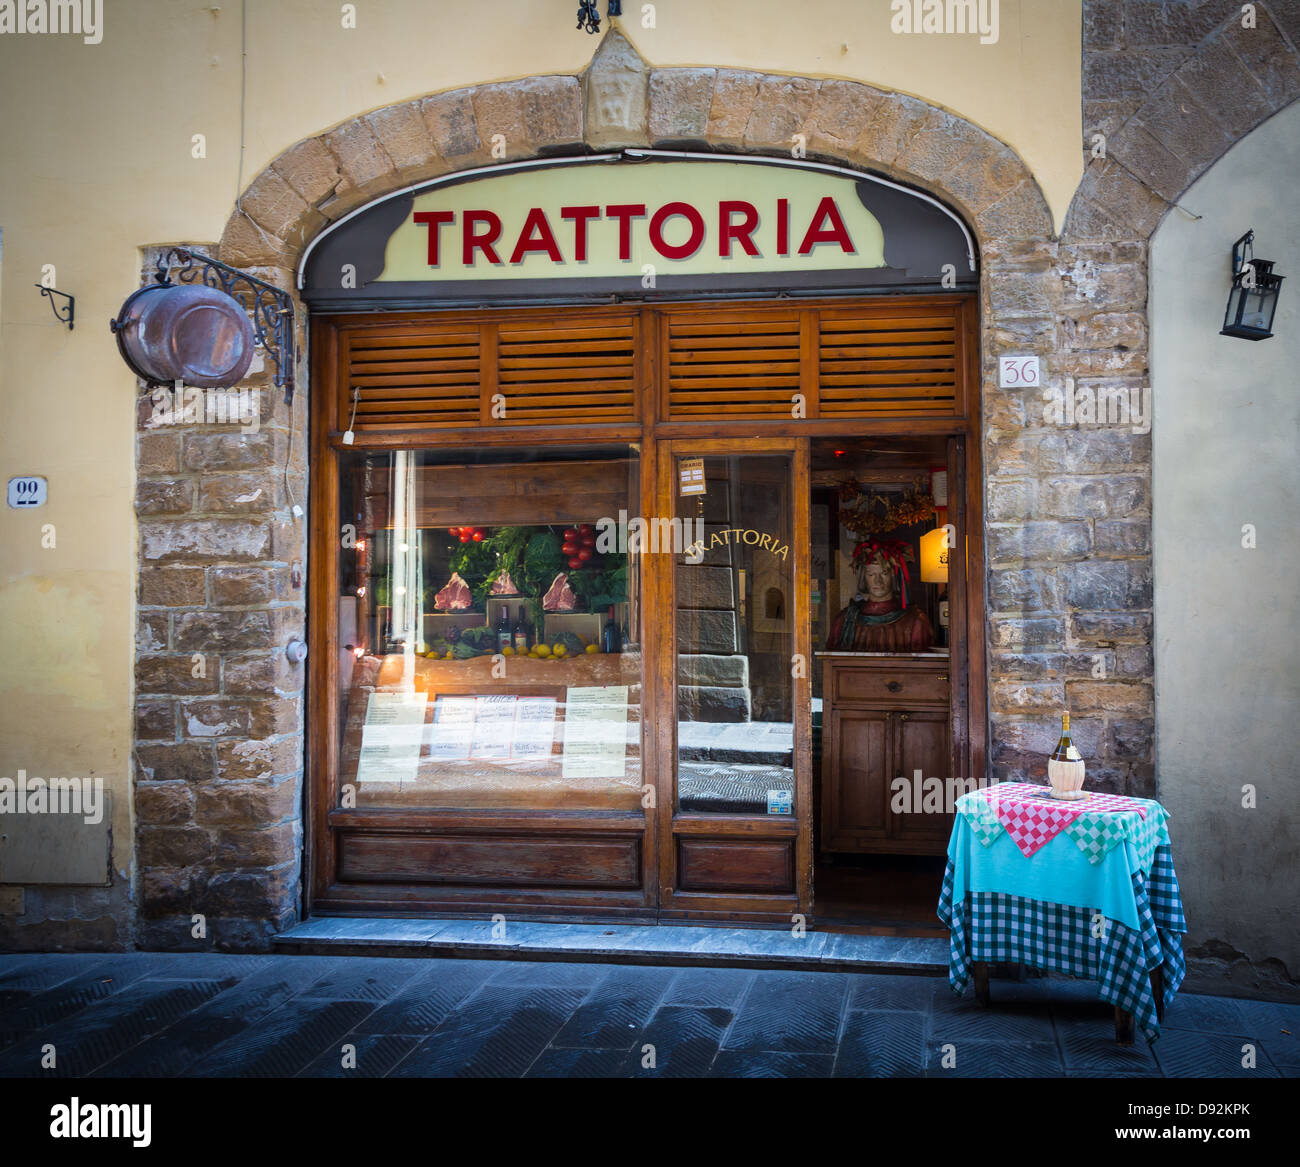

left=936, top=781, right=1187, bottom=1043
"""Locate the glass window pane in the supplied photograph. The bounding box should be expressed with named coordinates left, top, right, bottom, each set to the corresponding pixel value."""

left=336, top=446, right=642, bottom=812
left=674, top=454, right=795, bottom=815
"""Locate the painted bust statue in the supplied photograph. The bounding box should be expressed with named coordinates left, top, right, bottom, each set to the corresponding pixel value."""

left=826, top=539, right=934, bottom=653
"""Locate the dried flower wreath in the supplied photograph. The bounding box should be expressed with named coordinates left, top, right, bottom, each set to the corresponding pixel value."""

left=837, top=477, right=936, bottom=538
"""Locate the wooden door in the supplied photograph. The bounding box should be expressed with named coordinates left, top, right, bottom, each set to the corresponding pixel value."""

left=655, top=438, right=813, bottom=921
left=891, top=708, right=953, bottom=847
left=822, top=707, right=893, bottom=850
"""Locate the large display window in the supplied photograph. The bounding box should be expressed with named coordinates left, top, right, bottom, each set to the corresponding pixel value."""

left=335, top=446, right=642, bottom=812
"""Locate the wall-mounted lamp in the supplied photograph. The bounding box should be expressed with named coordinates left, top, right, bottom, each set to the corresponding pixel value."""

left=1221, top=229, right=1285, bottom=341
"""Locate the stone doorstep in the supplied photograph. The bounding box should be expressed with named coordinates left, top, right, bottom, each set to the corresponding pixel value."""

left=272, top=916, right=949, bottom=976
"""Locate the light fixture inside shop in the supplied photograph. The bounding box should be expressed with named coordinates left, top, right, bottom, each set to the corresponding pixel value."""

left=920, top=526, right=950, bottom=585
left=1221, top=229, right=1285, bottom=341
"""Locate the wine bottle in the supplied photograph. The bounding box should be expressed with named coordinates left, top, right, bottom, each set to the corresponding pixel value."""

left=601, top=604, right=622, bottom=654
left=495, top=605, right=512, bottom=652
left=1049, top=712, right=1074, bottom=761
left=1046, top=711, right=1085, bottom=799
left=512, top=606, right=530, bottom=653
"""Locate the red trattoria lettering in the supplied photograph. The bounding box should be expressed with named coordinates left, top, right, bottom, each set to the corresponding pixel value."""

left=411, top=197, right=856, bottom=268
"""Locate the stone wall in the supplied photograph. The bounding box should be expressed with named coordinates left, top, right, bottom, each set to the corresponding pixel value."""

left=131, top=248, right=309, bottom=951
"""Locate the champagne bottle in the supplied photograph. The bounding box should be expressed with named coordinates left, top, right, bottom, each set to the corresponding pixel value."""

left=512, top=606, right=530, bottom=653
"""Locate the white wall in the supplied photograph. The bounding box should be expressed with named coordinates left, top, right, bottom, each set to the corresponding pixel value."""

left=1151, top=102, right=1300, bottom=979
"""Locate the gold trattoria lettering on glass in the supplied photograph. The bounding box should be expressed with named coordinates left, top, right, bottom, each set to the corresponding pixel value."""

left=683, top=528, right=789, bottom=560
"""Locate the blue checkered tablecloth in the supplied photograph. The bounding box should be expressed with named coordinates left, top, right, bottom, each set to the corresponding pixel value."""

left=937, top=841, right=1187, bottom=1039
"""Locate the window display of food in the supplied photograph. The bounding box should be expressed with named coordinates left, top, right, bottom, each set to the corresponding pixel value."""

left=336, top=448, right=642, bottom=812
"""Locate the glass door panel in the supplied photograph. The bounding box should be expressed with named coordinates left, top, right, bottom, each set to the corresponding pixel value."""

left=673, top=453, right=795, bottom=817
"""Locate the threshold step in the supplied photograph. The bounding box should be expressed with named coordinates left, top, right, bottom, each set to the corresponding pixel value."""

left=273, top=917, right=948, bottom=975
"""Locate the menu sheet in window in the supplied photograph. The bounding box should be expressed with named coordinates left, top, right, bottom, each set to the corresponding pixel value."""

left=562, top=686, right=630, bottom=779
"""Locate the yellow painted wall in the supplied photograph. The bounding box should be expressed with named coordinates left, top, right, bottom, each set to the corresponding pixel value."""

left=0, top=1, right=1081, bottom=900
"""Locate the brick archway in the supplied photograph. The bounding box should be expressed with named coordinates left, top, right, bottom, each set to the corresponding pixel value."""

left=216, top=36, right=1052, bottom=274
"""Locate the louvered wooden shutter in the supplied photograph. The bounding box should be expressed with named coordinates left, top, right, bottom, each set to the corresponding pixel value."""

left=494, top=315, right=638, bottom=424
left=818, top=309, right=959, bottom=416
left=339, top=313, right=638, bottom=433
left=665, top=312, right=803, bottom=419
left=342, top=326, right=481, bottom=429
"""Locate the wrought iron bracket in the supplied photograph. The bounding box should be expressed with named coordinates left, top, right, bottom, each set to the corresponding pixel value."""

left=152, top=248, right=297, bottom=404
left=35, top=284, right=75, bottom=329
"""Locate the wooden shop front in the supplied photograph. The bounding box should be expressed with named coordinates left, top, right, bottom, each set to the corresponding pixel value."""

left=303, top=153, right=986, bottom=925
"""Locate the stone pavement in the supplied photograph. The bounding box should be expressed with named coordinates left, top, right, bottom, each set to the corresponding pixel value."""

left=0, top=952, right=1295, bottom=1078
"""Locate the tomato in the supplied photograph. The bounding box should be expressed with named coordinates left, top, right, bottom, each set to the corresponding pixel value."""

left=471, top=531, right=484, bottom=542
left=561, top=542, right=578, bottom=556
left=578, top=523, right=594, bottom=535
left=577, top=547, right=593, bottom=562
left=568, top=556, right=583, bottom=569
left=449, top=527, right=461, bottom=537
left=563, top=528, right=579, bottom=540
left=459, top=534, right=471, bottom=543
left=579, top=533, right=596, bottom=548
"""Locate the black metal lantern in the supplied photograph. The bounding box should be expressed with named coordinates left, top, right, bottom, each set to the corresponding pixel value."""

left=1221, top=230, right=1285, bottom=341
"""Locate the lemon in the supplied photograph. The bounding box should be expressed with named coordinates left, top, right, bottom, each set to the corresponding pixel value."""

left=444, top=650, right=453, bottom=659
left=585, top=644, right=599, bottom=654
left=535, top=643, right=551, bottom=657
left=501, top=646, right=514, bottom=656
left=553, top=644, right=567, bottom=658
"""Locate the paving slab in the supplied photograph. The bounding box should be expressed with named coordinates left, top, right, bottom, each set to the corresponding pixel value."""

left=0, top=953, right=1290, bottom=1080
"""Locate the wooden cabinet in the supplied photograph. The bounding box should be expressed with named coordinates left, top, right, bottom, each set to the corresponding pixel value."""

left=820, top=656, right=952, bottom=855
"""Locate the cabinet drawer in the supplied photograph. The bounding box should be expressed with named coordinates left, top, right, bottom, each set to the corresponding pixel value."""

left=833, top=668, right=949, bottom=706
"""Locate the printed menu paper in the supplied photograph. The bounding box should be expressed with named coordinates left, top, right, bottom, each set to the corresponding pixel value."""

left=562, top=686, right=629, bottom=779
left=512, top=697, right=558, bottom=761
left=357, top=691, right=429, bottom=785
left=470, top=694, right=517, bottom=761
left=427, top=696, right=476, bottom=761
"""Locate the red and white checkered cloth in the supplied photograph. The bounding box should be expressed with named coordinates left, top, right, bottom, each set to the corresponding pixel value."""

left=981, top=782, right=1149, bottom=857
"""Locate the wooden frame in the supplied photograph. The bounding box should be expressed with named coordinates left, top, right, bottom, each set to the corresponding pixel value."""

left=307, top=295, right=985, bottom=924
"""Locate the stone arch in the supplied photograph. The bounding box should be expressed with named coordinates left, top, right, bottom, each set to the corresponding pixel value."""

left=1065, top=4, right=1300, bottom=242
left=216, top=31, right=1053, bottom=276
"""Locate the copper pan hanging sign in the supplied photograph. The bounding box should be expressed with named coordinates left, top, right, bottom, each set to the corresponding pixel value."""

left=111, top=282, right=254, bottom=388
left=110, top=248, right=296, bottom=400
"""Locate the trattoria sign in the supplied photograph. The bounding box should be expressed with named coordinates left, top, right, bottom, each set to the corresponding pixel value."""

left=300, top=152, right=976, bottom=308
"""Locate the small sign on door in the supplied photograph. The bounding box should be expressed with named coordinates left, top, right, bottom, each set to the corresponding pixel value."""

left=767, top=789, right=793, bottom=816
left=678, top=457, right=706, bottom=496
